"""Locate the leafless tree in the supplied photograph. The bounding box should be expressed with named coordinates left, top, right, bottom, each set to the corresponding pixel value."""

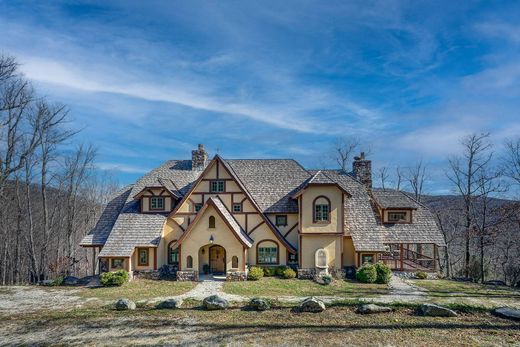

left=407, top=160, right=427, bottom=202
left=331, top=137, right=360, bottom=172
left=446, top=132, right=494, bottom=278
left=504, top=138, right=520, bottom=186
left=395, top=166, right=404, bottom=191
left=378, top=166, right=389, bottom=189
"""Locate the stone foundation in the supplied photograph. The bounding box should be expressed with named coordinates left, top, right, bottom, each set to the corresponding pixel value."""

left=298, top=267, right=346, bottom=280
left=226, top=271, right=247, bottom=281
left=132, top=270, right=160, bottom=280
left=393, top=271, right=438, bottom=280
left=177, top=270, right=199, bottom=281
left=330, top=268, right=346, bottom=280
left=297, top=268, right=316, bottom=279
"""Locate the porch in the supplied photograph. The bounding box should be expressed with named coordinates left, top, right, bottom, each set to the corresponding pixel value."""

left=379, top=243, right=439, bottom=272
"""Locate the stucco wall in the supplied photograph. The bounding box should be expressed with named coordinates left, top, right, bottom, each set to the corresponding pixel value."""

left=131, top=247, right=156, bottom=271
left=300, top=234, right=342, bottom=269
left=300, top=186, right=343, bottom=234
left=342, top=237, right=356, bottom=266
left=266, top=213, right=298, bottom=249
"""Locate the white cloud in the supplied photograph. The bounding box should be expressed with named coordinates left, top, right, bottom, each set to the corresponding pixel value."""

left=96, top=162, right=150, bottom=174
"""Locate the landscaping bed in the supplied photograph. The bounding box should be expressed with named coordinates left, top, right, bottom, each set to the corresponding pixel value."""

left=223, top=277, right=389, bottom=297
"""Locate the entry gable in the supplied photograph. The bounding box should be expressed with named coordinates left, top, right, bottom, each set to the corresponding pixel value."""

left=172, top=197, right=253, bottom=249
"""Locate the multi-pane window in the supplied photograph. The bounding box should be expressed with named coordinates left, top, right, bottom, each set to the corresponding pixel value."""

left=314, top=203, right=330, bottom=222
left=111, top=258, right=124, bottom=269
left=195, top=203, right=203, bottom=212
left=275, top=215, right=287, bottom=226
left=168, top=247, right=179, bottom=266
left=232, top=203, right=242, bottom=213
left=258, top=246, right=278, bottom=264
left=150, top=196, right=165, bottom=210
left=361, top=254, right=374, bottom=264
left=388, top=212, right=407, bottom=222
left=210, top=180, right=225, bottom=193
left=138, top=248, right=148, bottom=266
left=288, top=252, right=298, bottom=264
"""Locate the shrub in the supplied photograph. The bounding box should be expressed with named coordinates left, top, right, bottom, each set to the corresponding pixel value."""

left=51, top=276, right=64, bottom=286
left=321, top=274, right=333, bottom=285
left=262, top=267, right=276, bottom=277
left=100, top=270, right=129, bottom=286
left=275, top=266, right=289, bottom=277
left=415, top=271, right=428, bottom=279
left=356, top=264, right=377, bottom=283
left=282, top=268, right=296, bottom=279
left=248, top=266, right=264, bottom=281
left=375, top=262, right=392, bottom=284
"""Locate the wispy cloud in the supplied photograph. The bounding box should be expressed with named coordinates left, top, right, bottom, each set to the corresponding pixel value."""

left=96, top=162, right=150, bottom=174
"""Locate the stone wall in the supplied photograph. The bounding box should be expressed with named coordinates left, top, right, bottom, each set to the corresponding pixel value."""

left=226, top=271, right=247, bottom=281
left=297, top=268, right=316, bottom=279
left=298, top=267, right=346, bottom=280
left=177, top=270, right=199, bottom=281
left=393, top=270, right=438, bottom=280
left=132, top=270, right=160, bottom=280
left=330, top=267, right=346, bottom=280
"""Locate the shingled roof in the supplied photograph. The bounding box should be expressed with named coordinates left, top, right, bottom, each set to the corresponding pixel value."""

left=371, top=189, right=420, bottom=209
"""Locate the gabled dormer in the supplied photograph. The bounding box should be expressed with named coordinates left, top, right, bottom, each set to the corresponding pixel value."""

left=133, top=184, right=179, bottom=213
left=370, top=189, right=419, bottom=224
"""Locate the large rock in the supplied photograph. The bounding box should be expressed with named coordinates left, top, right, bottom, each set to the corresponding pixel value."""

left=63, top=276, right=80, bottom=286
left=39, top=280, right=54, bottom=286
left=419, top=303, right=457, bottom=317
left=249, top=298, right=270, bottom=311
left=299, top=297, right=326, bottom=313
left=356, top=304, right=392, bottom=314
left=492, top=307, right=520, bottom=321
left=115, top=298, right=136, bottom=311
left=156, top=298, right=183, bottom=309
left=203, top=295, right=229, bottom=310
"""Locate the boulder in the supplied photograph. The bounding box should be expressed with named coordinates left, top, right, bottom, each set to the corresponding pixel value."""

left=419, top=303, right=457, bottom=317
left=156, top=298, right=183, bottom=309
left=115, top=298, right=136, bottom=311
left=203, top=295, right=229, bottom=310
left=356, top=304, right=392, bottom=314
left=63, top=276, right=80, bottom=286
left=492, top=307, right=520, bottom=321
left=249, top=298, right=270, bottom=311
left=299, top=297, right=326, bottom=313
left=39, top=280, right=54, bottom=286
left=484, top=280, right=507, bottom=286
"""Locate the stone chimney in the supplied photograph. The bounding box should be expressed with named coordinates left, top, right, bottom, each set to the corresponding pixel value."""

left=192, top=144, right=208, bottom=171
left=352, top=152, right=372, bottom=189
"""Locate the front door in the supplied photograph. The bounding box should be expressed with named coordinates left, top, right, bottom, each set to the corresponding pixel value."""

left=209, top=245, right=226, bottom=274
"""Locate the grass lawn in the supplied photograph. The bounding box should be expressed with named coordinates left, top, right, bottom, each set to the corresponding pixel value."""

left=223, top=277, right=389, bottom=297
left=2, top=305, right=518, bottom=346
left=411, top=279, right=520, bottom=298
left=77, top=279, right=196, bottom=301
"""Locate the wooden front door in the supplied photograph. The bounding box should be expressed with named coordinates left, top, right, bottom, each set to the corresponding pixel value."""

left=209, top=245, right=226, bottom=274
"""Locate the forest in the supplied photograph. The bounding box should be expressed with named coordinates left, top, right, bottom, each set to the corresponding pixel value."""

left=1, top=53, right=519, bottom=286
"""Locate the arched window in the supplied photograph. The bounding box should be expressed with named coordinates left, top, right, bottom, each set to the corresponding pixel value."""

left=186, top=255, right=193, bottom=268
left=209, top=216, right=216, bottom=228
left=313, top=196, right=331, bottom=223
left=232, top=256, right=239, bottom=268
left=168, top=240, right=179, bottom=266
left=257, top=240, right=279, bottom=265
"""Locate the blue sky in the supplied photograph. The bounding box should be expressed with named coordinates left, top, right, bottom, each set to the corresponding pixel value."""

left=1, top=1, right=519, bottom=194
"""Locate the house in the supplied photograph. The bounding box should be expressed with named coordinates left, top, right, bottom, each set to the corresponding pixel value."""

left=80, top=144, right=445, bottom=280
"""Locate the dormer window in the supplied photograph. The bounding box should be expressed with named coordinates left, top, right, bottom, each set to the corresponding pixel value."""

left=313, top=196, right=331, bottom=223
left=388, top=212, right=406, bottom=222
left=210, top=180, right=225, bottom=193
left=150, top=196, right=165, bottom=210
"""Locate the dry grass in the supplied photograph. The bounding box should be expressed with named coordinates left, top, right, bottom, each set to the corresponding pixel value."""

left=2, top=305, right=519, bottom=346
left=411, top=279, right=520, bottom=298
left=224, top=277, right=389, bottom=297
left=77, top=279, right=196, bottom=301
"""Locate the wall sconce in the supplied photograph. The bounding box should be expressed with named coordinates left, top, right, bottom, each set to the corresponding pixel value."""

left=209, top=235, right=214, bottom=244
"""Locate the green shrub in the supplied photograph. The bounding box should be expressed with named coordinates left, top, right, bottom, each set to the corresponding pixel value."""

left=415, top=271, right=428, bottom=279
left=248, top=266, right=264, bottom=281
left=262, top=267, right=276, bottom=277
left=282, top=268, right=296, bottom=279
left=374, top=262, right=392, bottom=284
left=356, top=264, right=377, bottom=283
left=321, top=274, right=333, bottom=285
left=51, top=276, right=64, bottom=286
left=100, top=270, right=129, bottom=286
left=275, top=266, right=289, bottom=277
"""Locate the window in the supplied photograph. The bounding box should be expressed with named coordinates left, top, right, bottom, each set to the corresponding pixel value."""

left=313, top=196, right=330, bottom=223
left=138, top=248, right=149, bottom=266
left=232, top=203, right=242, bottom=213
left=210, top=180, right=225, bottom=193
left=186, top=255, right=193, bottom=268
left=168, top=245, right=179, bottom=266
left=209, top=216, right=216, bottom=228
left=275, top=215, right=287, bottom=226
left=195, top=203, right=203, bottom=212
left=111, top=258, right=124, bottom=269
left=361, top=254, right=374, bottom=264
left=288, top=252, right=298, bottom=264
left=257, top=241, right=278, bottom=264
left=388, top=212, right=407, bottom=223
left=150, top=196, right=165, bottom=210
left=232, top=256, right=239, bottom=268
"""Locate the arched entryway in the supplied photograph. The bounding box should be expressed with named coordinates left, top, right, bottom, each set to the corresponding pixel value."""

left=198, top=244, right=226, bottom=275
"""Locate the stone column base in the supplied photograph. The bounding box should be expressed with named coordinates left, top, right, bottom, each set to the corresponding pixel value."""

left=177, top=270, right=199, bottom=281
left=226, top=271, right=247, bottom=281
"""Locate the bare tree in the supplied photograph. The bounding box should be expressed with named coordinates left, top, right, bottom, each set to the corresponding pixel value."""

left=504, top=138, right=520, bottom=186
left=395, top=166, right=404, bottom=191
left=407, top=160, right=427, bottom=202
left=446, top=133, right=494, bottom=278
left=378, top=166, right=389, bottom=189
left=331, top=137, right=360, bottom=172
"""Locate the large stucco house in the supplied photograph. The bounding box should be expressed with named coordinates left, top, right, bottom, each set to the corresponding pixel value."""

left=80, top=144, right=445, bottom=280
